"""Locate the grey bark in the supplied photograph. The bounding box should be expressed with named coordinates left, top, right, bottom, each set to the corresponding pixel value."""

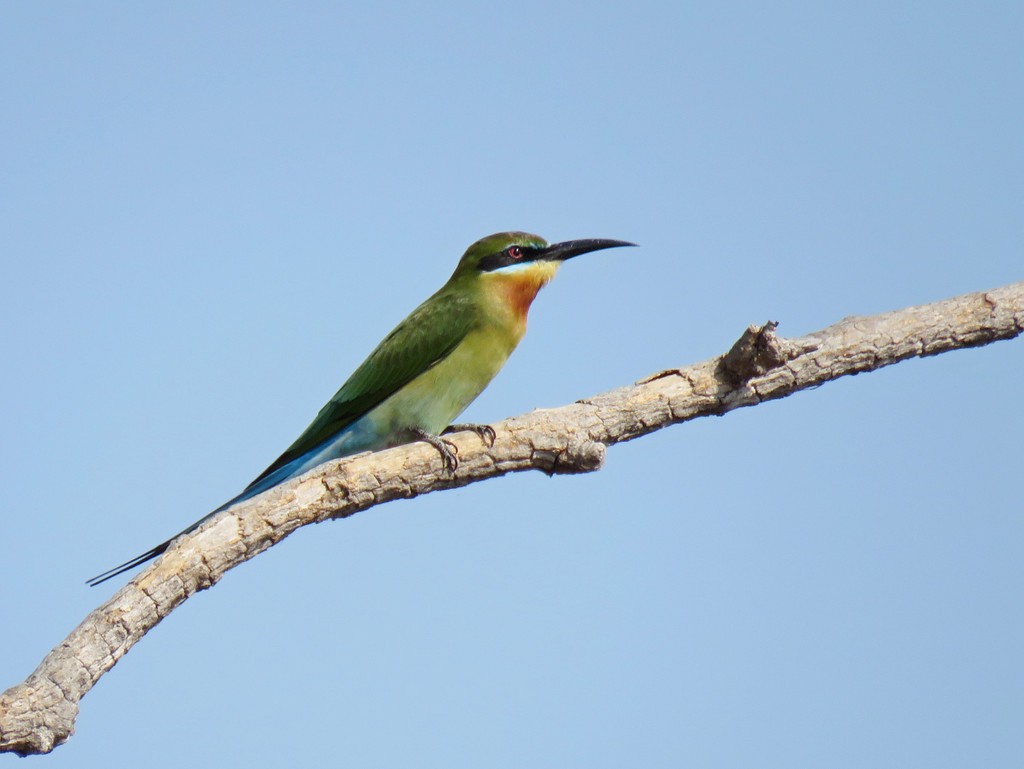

left=2, top=280, right=1022, bottom=755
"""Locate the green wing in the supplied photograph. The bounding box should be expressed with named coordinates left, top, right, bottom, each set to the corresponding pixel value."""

left=245, top=290, right=477, bottom=489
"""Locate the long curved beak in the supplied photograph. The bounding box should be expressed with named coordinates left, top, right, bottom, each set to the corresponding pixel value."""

left=540, top=238, right=637, bottom=262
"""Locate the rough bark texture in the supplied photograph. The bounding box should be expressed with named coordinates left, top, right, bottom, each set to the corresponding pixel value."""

left=2, top=280, right=1022, bottom=755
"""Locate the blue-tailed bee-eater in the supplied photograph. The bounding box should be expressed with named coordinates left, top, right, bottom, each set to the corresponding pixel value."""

left=87, top=232, right=634, bottom=585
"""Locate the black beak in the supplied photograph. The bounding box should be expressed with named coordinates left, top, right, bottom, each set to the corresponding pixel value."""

left=540, top=238, right=637, bottom=262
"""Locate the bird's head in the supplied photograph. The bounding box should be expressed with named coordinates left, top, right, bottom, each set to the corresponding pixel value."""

left=452, top=231, right=635, bottom=280
left=448, top=231, right=635, bottom=321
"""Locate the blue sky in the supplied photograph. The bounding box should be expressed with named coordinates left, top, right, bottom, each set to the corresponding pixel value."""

left=1, top=3, right=1021, bottom=766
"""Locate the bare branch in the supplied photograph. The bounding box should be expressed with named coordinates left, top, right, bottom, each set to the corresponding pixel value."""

left=2, top=280, right=1021, bottom=755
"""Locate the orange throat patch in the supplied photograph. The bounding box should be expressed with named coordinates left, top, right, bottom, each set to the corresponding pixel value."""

left=484, top=261, right=560, bottom=324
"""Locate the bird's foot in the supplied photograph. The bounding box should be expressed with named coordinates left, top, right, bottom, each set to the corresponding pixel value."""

left=443, top=423, right=496, bottom=448
left=410, top=427, right=460, bottom=473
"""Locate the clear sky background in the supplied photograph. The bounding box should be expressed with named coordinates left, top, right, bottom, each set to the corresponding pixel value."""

left=2, top=3, right=1021, bottom=767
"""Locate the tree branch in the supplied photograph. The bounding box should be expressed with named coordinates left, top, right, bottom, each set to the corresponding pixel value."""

left=3, top=280, right=1022, bottom=755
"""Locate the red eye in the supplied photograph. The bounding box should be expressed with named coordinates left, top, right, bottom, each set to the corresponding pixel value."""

left=507, top=246, right=523, bottom=259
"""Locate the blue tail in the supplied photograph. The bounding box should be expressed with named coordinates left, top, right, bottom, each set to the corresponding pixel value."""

left=84, top=442, right=344, bottom=586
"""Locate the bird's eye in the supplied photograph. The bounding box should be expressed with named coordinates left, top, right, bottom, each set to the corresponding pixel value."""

left=507, top=246, right=523, bottom=259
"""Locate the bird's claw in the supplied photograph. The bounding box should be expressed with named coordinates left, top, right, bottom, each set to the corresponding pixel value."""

left=444, top=423, right=497, bottom=448
left=439, top=440, right=459, bottom=473
left=411, top=428, right=460, bottom=473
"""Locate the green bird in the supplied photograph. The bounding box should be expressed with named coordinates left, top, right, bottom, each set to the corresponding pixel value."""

left=88, top=231, right=635, bottom=585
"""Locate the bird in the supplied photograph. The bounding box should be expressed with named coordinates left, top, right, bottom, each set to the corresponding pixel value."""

left=87, top=231, right=635, bottom=586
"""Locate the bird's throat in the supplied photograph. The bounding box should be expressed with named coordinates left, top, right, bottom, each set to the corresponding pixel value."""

left=483, top=261, right=559, bottom=323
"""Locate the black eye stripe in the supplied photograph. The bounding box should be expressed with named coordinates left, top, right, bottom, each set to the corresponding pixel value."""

left=478, top=246, right=539, bottom=272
